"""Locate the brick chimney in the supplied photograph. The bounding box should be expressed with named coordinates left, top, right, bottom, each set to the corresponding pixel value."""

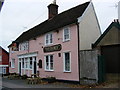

left=48, top=0, right=59, bottom=19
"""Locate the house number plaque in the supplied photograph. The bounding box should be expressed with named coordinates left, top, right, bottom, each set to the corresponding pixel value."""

left=43, top=44, right=62, bottom=53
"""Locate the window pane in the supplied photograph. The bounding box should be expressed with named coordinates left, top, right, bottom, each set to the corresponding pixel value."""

left=50, top=63, right=53, bottom=70
left=46, top=56, right=48, bottom=62
left=27, top=59, right=29, bottom=69
left=45, top=56, right=49, bottom=70
left=22, top=58, right=24, bottom=68
left=30, top=57, right=32, bottom=69
left=64, top=27, right=70, bottom=41
left=46, top=34, right=49, bottom=44
left=50, top=55, right=53, bottom=62
left=45, top=34, right=53, bottom=45
left=45, top=55, right=53, bottom=70
left=46, top=62, right=49, bottom=69
left=50, top=55, right=53, bottom=70
left=50, top=34, right=53, bottom=43
left=25, top=58, right=28, bottom=69
left=11, top=59, right=15, bottom=68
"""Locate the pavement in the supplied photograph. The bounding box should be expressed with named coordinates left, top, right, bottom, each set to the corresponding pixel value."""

left=1, top=74, right=120, bottom=89
left=1, top=77, right=70, bottom=89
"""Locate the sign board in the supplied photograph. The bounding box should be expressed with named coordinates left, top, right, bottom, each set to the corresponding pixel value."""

left=43, top=44, right=62, bottom=53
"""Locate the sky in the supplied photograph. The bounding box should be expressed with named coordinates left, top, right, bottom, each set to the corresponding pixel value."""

left=0, top=0, right=119, bottom=51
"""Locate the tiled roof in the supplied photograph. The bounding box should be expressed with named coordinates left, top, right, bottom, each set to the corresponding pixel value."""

left=15, top=2, right=90, bottom=43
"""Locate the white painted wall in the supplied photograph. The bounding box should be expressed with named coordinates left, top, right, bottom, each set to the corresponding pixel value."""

left=78, top=2, right=101, bottom=50
left=118, top=1, right=120, bottom=22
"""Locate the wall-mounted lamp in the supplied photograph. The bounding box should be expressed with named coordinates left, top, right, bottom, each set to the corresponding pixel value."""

left=58, top=38, right=62, bottom=40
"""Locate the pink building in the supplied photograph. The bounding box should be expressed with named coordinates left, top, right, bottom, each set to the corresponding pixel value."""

left=8, top=1, right=101, bottom=82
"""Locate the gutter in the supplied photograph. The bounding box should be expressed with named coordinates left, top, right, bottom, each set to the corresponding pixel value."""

left=76, top=21, right=80, bottom=83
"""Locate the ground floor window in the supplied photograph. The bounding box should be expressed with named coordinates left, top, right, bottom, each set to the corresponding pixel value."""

left=25, top=58, right=29, bottom=69
left=0, top=67, right=6, bottom=74
left=63, top=52, right=71, bottom=72
left=45, top=55, right=53, bottom=71
left=19, top=57, right=36, bottom=70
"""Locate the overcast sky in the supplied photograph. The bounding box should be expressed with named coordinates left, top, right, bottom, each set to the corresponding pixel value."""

left=0, top=0, right=119, bottom=51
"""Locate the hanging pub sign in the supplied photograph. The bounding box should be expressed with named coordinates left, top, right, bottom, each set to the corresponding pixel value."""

left=43, top=44, right=62, bottom=53
left=11, top=41, right=19, bottom=51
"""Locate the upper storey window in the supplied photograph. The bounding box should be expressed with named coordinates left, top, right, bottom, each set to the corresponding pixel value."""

left=45, top=33, right=53, bottom=45
left=19, top=41, right=29, bottom=51
left=63, top=27, right=70, bottom=42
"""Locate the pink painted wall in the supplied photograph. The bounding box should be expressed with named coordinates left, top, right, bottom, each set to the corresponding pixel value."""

left=9, top=24, right=79, bottom=81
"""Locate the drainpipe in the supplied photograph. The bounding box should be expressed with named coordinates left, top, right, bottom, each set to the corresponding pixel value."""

left=76, top=21, right=80, bottom=83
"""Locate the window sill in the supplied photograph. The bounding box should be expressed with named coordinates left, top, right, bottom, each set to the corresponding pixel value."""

left=22, top=68, right=31, bottom=70
left=63, top=71, right=71, bottom=73
left=63, top=39, right=70, bottom=43
left=45, top=70, right=54, bottom=72
left=11, top=67, right=15, bottom=69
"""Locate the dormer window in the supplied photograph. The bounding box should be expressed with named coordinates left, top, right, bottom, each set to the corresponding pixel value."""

left=45, top=33, right=53, bottom=45
left=19, top=41, right=29, bottom=51
left=63, top=27, right=70, bottom=42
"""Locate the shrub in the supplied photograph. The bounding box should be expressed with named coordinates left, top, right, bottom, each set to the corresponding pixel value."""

left=46, top=76, right=56, bottom=83
left=21, top=74, right=28, bottom=79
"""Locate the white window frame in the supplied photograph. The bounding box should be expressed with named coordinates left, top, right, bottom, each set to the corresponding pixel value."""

left=2, top=67, right=6, bottom=74
left=45, top=33, right=53, bottom=45
left=25, top=58, right=29, bottom=69
left=63, top=52, right=71, bottom=72
left=11, top=59, right=15, bottom=68
left=44, top=55, right=54, bottom=71
left=63, top=27, right=70, bottom=42
left=19, top=41, right=29, bottom=51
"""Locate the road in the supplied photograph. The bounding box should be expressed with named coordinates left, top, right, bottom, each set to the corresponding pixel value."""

left=2, top=77, right=70, bottom=89
left=1, top=74, right=120, bottom=89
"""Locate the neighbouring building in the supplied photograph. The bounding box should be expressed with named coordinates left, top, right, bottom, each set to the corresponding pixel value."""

left=8, top=1, right=101, bottom=83
left=0, top=0, right=4, bottom=11
left=0, top=46, right=9, bottom=75
left=93, top=20, right=120, bottom=74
